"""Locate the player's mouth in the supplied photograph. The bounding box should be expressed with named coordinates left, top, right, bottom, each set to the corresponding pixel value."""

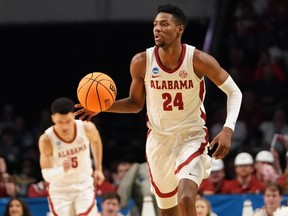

left=155, top=35, right=162, bottom=42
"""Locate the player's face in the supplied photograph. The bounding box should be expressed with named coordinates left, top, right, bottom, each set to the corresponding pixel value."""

left=8, top=199, right=24, bottom=216
left=153, top=12, right=182, bottom=48
left=52, top=112, right=75, bottom=134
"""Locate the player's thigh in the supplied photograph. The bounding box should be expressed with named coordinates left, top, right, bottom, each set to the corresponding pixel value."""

left=146, top=139, right=178, bottom=193
left=74, top=186, right=98, bottom=215
left=146, top=134, right=179, bottom=209
left=177, top=151, right=212, bottom=187
left=48, top=193, right=75, bottom=216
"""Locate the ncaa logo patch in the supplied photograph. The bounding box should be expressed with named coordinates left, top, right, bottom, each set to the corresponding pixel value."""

left=56, top=141, right=61, bottom=146
left=152, top=67, right=159, bottom=75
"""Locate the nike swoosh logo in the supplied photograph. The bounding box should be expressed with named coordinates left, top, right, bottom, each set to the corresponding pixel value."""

left=189, top=172, right=197, bottom=177
left=152, top=75, right=160, bottom=78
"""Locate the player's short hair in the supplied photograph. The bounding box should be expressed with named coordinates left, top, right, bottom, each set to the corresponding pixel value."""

left=51, top=97, right=74, bottom=114
left=157, top=4, right=187, bottom=29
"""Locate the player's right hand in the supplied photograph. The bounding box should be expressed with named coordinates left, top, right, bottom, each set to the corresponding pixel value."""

left=63, top=159, right=72, bottom=172
left=74, top=103, right=99, bottom=121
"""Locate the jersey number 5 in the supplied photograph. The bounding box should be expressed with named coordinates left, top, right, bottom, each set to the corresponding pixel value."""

left=162, top=92, right=184, bottom=111
left=71, top=157, right=78, bottom=168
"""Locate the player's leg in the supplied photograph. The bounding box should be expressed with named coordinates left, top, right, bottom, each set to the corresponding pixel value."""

left=146, top=131, right=179, bottom=216
left=48, top=192, right=75, bottom=216
left=177, top=179, right=198, bottom=215
left=176, top=146, right=212, bottom=216
left=74, top=184, right=98, bottom=216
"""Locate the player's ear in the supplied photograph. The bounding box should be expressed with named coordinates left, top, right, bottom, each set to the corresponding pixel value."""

left=177, top=25, right=184, bottom=35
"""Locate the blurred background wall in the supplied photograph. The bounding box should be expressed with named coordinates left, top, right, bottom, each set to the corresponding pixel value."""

left=0, top=0, right=213, bottom=23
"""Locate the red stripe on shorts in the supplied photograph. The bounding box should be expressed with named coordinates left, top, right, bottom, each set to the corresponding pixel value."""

left=147, top=160, right=178, bottom=198
left=174, top=128, right=209, bottom=174
left=77, top=190, right=97, bottom=216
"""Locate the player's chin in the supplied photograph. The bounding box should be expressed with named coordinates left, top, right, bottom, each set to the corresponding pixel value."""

left=155, top=41, right=164, bottom=47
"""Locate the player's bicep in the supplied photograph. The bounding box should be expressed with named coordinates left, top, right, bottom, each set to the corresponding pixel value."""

left=193, top=49, right=229, bottom=86
left=85, top=122, right=102, bottom=145
left=38, top=134, right=53, bottom=169
left=129, top=52, right=146, bottom=108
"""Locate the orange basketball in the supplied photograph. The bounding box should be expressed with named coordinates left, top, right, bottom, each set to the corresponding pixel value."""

left=77, top=72, right=117, bottom=112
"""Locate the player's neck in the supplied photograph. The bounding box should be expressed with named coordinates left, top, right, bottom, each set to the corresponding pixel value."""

left=157, top=43, right=183, bottom=70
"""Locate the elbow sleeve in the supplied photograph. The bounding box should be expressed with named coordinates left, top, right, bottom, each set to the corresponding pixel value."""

left=218, top=76, right=242, bottom=131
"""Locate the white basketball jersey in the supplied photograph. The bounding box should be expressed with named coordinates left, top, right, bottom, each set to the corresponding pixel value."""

left=45, top=120, right=93, bottom=185
left=145, top=44, right=206, bottom=134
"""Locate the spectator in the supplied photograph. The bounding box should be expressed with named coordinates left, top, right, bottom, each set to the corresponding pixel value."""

left=195, top=197, right=214, bottom=216
left=200, top=159, right=230, bottom=194
left=259, top=109, right=288, bottom=170
left=0, top=126, right=21, bottom=174
left=96, top=167, right=117, bottom=197
left=259, top=109, right=288, bottom=148
left=198, top=178, right=214, bottom=195
left=195, top=193, right=218, bottom=216
left=111, top=161, right=132, bottom=188
left=3, top=197, right=32, bottom=216
left=113, top=161, right=157, bottom=216
left=223, top=152, right=264, bottom=194
left=253, top=50, right=286, bottom=82
left=275, top=151, right=288, bottom=194
left=252, top=183, right=286, bottom=216
left=14, top=159, right=37, bottom=197
left=0, top=157, right=19, bottom=197
left=97, top=191, right=123, bottom=216
left=27, top=180, right=48, bottom=198
left=237, top=89, right=265, bottom=138
left=254, top=150, right=279, bottom=184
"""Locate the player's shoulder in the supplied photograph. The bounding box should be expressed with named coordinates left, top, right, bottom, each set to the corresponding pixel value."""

left=82, top=120, right=96, bottom=129
left=38, top=132, right=49, bottom=144
left=132, top=51, right=146, bottom=63
left=82, top=120, right=98, bottom=136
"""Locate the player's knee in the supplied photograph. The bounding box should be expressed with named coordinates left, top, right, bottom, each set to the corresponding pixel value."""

left=178, top=193, right=195, bottom=211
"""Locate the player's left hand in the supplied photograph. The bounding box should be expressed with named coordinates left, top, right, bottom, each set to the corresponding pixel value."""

left=209, top=127, right=233, bottom=159
left=74, top=104, right=99, bottom=121
left=93, top=170, right=105, bottom=185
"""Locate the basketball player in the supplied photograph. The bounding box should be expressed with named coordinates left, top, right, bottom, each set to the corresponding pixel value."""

left=75, top=4, right=242, bottom=216
left=39, top=97, right=104, bottom=216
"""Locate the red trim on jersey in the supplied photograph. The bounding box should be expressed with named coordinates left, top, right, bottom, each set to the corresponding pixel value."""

left=155, top=44, right=186, bottom=73
left=147, top=160, right=178, bottom=198
left=200, top=109, right=206, bottom=123
left=47, top=191, right=59, bottom=216
left=77, top=190, right=97, bottom=216
left=199, top=80, right=206, bottom=122
left=52, top=122, right=77, bottom=144
left=174, top=128, right=209, bottom=174
left=199, top=80, right=205, bottom=101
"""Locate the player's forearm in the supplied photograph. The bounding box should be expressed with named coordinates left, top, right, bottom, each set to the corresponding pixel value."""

left=41, top=167, right=65, bottom=183
left=105, top=98, right=144, bottom=114
left=218, top=76, right=242, bottom=131
left=92, top=142, right=103, bottom=171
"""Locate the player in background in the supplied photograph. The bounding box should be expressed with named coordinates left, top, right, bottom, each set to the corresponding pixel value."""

left=39, top=97, right=104, bottom=216
left=75, top=4, right=242, bottom=216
